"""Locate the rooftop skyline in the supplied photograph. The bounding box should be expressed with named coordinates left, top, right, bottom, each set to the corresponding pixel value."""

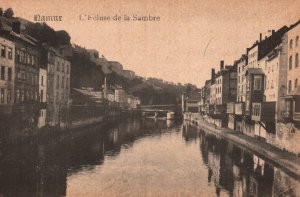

left=2, top=0, right=300, bottom=87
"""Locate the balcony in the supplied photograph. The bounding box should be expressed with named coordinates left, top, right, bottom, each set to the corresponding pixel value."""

left=226, top=102, right=235, bottom=114
left=251, top=102, right=275, bottom=122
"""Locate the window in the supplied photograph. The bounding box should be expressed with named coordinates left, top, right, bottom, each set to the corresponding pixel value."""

left=295, top=79, right=298, bottom=89
left=1, top=66, right=5, bottom=80
left=0, top=88, right=4, bottom=103
left=288, top=80, right=292, bottom=93
left=25, top=53, right=28, bottom=64
left=290, top=39, right=293, bottom=49
left=7, top=89, right=11, bottom=104
left=16, top=89, right=20, bottom=103
left=66, top=78, right=69, bottom=88
left=7, top=47, right=12, bottom=59
left=20, top=51, right=24, bottom=63
left=254, top=75, right=262, bottom=90
left=56, top=76, right=59, bottom=89
left=289, top=56, right=293, bottom=70
left=271, top=80, right=273, bottom=89
left=62, top=76, right=64, bottom=88
left=27, top=54, right=30, bottom=65
left=296, top=53, right=299, bottom=68
left=16, top=50, right=20, bottom=62
left=296, top=36, right=299, bottom=47
left=62, top=63, right=65, bottom=72
left=67, top=65, right=70, bottom=74
left=57, top=62, right=60, bottom=71
left=1, top=45, right=5, bottom=57
left=40, top=90, right=44, bottom=102
left=32, top=56, right=35, bottom=66
left=8, top=67, right=12, bottom=81
left=41, top=75, right=44, bottom=86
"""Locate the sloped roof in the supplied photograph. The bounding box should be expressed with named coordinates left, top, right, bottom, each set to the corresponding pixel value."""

left=245, top=68, right=264, bottom=76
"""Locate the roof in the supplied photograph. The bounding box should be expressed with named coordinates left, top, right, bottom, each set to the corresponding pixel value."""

left=245, top=68, right=264, bottom=76
left=11, top=31, right=37, bottom=46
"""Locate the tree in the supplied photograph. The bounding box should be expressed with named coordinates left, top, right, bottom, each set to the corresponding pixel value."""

left=0, top=8, right=3, bottom=16
left=3, top=8, right=14, bottom=18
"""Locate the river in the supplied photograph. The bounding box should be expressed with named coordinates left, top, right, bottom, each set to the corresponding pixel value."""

left=0, top=117, right=299, bottom=197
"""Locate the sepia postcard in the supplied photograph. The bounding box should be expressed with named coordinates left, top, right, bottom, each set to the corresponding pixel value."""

left=0, top=0, right=300, bottom=196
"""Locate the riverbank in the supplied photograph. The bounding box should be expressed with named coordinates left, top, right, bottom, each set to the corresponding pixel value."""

left=190, top=116, right=300, bottom=180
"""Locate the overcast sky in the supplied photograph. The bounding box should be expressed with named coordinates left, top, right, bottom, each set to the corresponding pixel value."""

left=2, top=0, right=300, bottom=87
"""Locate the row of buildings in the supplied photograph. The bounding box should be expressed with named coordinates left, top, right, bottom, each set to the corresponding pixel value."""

left=183, top=20, right=300, bottom=153
left=73, top=86, right=141, bottom=110
left=0, top=17, right=141, bottom=129
left=0, top=20, right=71, bottom=127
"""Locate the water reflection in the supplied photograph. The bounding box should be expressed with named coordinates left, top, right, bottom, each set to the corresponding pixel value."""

left=0, top=118, right=299, bottom=196
left=183, top=124, right=300, bottom=197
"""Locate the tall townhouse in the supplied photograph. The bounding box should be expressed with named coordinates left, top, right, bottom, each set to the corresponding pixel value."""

left=260, top=32, right=288, bottom=121
left=208, top=61, right=237, bottom=127
left=230, top=26, right=289, bottom=138
left=284, top=21, right=300, bottom=123
left=236, top=55, right=248, bottom=103
left=0, top=36, right=15, bottom=114
left=0, top=21, right=40, bottom=122
left=41, top=46, right=70, bottom=127
left=38, top=66, right=47, bottom=128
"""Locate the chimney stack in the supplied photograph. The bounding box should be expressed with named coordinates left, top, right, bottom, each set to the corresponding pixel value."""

left=12, top=21, right=21, bottom=34
left=259, top=33, right=262, bottom=42
left=211, top=68, right=215, bottom=82
left=220, top=60, right=224, bottom=70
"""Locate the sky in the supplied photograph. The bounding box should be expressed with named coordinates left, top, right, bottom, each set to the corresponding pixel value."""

left=2, top=0, right=300, bottom=87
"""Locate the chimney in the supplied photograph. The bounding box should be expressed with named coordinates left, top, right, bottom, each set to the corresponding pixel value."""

left=211, top=68, right=215, bottom=81
left=259, top=33, right=262, bottom=42
left=12, top=21, right=21, bottom=34
left=220, top=60, right=224, bottom=70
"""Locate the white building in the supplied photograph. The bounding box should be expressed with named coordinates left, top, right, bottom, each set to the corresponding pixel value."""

left=284, top=21, right=300, bottom=122
left=259, top=33, right=288, bottom=121
left=236, top=55, right=248, bottom=102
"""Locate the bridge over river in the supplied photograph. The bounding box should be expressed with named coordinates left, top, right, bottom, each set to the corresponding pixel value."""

left=139, top=104, right=182, bottom=118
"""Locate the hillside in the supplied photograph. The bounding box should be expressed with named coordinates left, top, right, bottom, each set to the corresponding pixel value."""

left=17, top=17, right=198, bottom=105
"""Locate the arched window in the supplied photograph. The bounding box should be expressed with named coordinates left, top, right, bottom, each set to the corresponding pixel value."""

left=290, top=39, right=293, bottom=49
left=296, top=53, right=299, bottom=68
left=289, top=56, right=293, bottom=70
left=296, top=36, right=299, bottom=47
left=295, top=79, right=298, bottom=89
left=288, top=80, right=292, bottom=93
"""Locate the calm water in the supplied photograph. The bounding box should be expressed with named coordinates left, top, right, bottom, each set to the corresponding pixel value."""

left=0, top=118, right=300, bottom=197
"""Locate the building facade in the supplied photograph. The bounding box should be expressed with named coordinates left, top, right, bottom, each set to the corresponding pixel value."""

left=284, top=21, right=300, bottom=123
left=45, top=49, right=70, bottom=127
left=0, top=36, right=15, bottom=114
